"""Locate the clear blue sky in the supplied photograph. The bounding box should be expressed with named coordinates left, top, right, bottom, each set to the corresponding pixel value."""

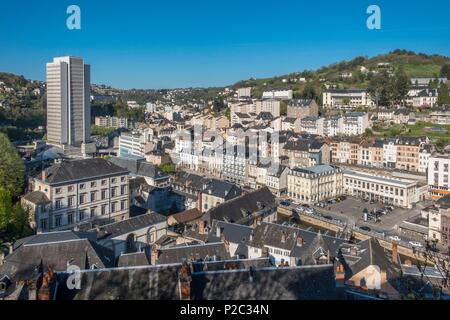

left=0, top=0, right=449, bottom=89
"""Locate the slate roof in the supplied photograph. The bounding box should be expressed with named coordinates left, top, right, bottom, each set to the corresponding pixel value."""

left=40, top=158, right=129, bottom=184
left=338, top=238, right=400, bottom=281
left=204, top=187, right=276, bottom=224
left=249, top=222, right=345, bottom=264
left=191, top=264, right=337, bottom=300
left=108, top=156, right=168, bottom=180
left=56, top=264, right=182, bottom=300
left=0, top=231, right=114, bottom=281
left=168, top=208, right=203, bottom=225
left=206, top=220, right=254, bottom=246
left=157, top=242, right=231, bottom=264
left=191, top=257, right=272, bottom=273
left=94, top=212, right=167, bottom=240
left=117, top=251, right=150, bottom=268
left=202, top=179, right=243, bottom=200
left=22, top=191, right=50, bottom=204
left=288, top=99, right=315, bottom=107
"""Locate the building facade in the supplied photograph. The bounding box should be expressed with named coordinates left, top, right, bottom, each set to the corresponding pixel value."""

left=46, top=56, right=91, bottom=147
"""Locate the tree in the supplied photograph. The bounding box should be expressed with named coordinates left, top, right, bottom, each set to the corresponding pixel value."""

left=438, top=82, right=450, bottom=106
left=0, top=187, right=13, bottom=232
left=0, top=133, right=25, bottom=197
left=441, top=64, right=450, bottom=79
left=391, top=69, right=409, bottom=106
left=367, top=71, right=390, bottom=108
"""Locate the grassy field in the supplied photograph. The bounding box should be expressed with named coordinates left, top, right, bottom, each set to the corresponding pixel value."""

left=373, top=121, right=450, bottom=150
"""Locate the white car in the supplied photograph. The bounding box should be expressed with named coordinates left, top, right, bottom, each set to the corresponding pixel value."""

left=409, top=241, right=423, bottom=248
left=389, top=236, right=401, bottom=242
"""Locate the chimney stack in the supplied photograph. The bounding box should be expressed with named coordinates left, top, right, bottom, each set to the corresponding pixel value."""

left=41, top=169, right=48, bottom=182
left=392, top=242, right=399, bottom=265
left=37, top=266, right=55, bottom=300
left=179, top=263, right=192, bottom=300
left=281, top=231, right=286, bottom=243
left=198, top=221, right=207, bottom=235
left=151, top=245, right=160, bottom=265
left=296, top=236, right=304, bottom=247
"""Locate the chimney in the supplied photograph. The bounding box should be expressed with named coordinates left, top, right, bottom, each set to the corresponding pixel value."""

left=281, top=231, right=286, bottom=243
left=350, top=246, right=358, bottom=256
left=198, top=221, right=207, bottom=235
left=37, top=266, right=55, bottom=300
left=296, top=236, right=304, bottom=247
left=249, top=231, right=254, bottom=242
left=151, top=246, right=160, bottom=265
left=41, top=169, right=48, bottom=182
left=392, top=242, right=399, bottom=265
left=179, top=263, right=192, bottom=300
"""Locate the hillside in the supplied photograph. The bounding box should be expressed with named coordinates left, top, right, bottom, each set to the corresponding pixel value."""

left=232, top=49, right=450, bottom=102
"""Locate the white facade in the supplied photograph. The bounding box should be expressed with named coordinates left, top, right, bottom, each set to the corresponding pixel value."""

left=46, top=56, right=91, bottom=146
left=428, top=155, right=450, bottom=199
left=323, top=89, right=374, bottom=108
left=342, top=112, right=370, bottom=136
left=262, top=89, right=293, bottom=100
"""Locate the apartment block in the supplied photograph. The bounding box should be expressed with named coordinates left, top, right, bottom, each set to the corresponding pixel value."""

left=22, top=158, right=130, bottom=233
left=46, top=56, right=91, bottom=147
left=287, top=165, right=344, bottom=205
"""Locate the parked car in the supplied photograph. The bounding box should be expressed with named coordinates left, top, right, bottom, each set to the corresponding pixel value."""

left=409, top=241, right=423, bottom=248
left=280, top=201, right=290, bottom=207
left=389, top=236, right=402, bottom=242
left=360, top=226, right=371, bottom=232
left=324, top=215, right=333, bottom=220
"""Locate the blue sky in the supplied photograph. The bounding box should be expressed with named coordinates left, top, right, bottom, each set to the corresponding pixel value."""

left=0, top=0, right=449, bottom=89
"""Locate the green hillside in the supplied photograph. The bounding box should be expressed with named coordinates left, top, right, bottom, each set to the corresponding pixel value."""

left=232, top=49, right=450, bottom=103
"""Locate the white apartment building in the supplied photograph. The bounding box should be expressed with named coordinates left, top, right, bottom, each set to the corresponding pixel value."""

left=428, top=154, right=450, bottom=200
left=287, top=165, right=344, bottom=205
left=237, top=87, right=252, bottom=99
left=344, top=170, right=422, bottom=209
left=383, top=139, right=397, bottom=169
left=22, top=158, right=130, bottom=233
left=46, top=56, right=91, bottom=147
left=300, top=116, right=324, bottom=136
left=323, top=117, right=343, bottom=137
left=256, top=99, right=281, bottom=117
left=323, top=89, right=374, bottom=108
left=95, top=116, right=129, bottom=129
left=119, top=131, right=152, bottom=158
left=342, top=112, right=370, bottom=136
left=262, top=89, right=293, bottom=100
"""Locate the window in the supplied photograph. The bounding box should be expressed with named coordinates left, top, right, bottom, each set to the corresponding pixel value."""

left=90, top=207, right=96, bottom=218
left=111, top=202, right=117, bottom=213
left=101, top=179, right=107, bottom=186
left=90, top=191, right=96, bottom=202
left=80, top=183, right=85, bottom=190
left=111, top=178, right=117, bottom=184
left=40, top=218, right=48, bottom=231
left=91, top=181, right=97, bottom=188
left=55, top=215, right=62, bottom=227
left=68, top=196, right=74, bottom=207
left=79, top=210, right=85, bottom=221
left=56, top=188, right=62, bottom=194
left=55, top=199, right=63, bottom=210
left=79, top=193, right=86, bottom=205
left=121, top=185, right=127, bottom=195
left=121, top=176, right=126, bottom=183
left=111, top=187, right=117, bottom=198
left=67, top=212, right=74, bottom=225
left=68, top=185, right=74, bottom=192
left=121, top=200, right=127, bottom=211
left=101, top=205, right=107, bottom=215
left=101, top=189, right=107, bottom=200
